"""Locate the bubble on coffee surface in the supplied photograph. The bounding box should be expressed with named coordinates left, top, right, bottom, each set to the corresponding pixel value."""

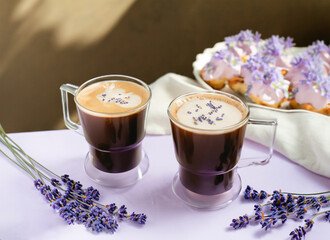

left=176, top=97, right=243, bottom=130
left=97, top=83, right=142, bottom=108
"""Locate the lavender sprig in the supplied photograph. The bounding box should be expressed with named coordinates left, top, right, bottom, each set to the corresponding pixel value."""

left=230, top=185, right=330, bottom=239
left=290, top=219, right=314, bottom=240
left=0, top=124, right=147, bottom=234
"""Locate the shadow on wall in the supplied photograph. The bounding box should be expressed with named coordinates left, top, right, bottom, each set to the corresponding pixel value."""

left=0, top=0, right=329, bottom=133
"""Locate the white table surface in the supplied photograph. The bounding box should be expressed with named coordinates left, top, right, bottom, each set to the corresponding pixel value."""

left=1, top=130, right=329, bottom=240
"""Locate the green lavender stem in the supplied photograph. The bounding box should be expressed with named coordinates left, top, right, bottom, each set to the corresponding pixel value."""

left=311, top=209, right=330, bottom=220
left=0, top=124, right=60, bottom=181
left=282, top=191, right=330, bottom=196
left=0, top=132, right=37, bottom=180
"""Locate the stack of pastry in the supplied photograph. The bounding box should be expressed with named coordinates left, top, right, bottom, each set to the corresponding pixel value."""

left=199, top=30, right=330, bottom=115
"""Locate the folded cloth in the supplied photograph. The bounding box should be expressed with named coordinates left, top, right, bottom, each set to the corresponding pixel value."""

left=147, top=73, right=204, bottom=134
left=147, top=73, right=330, bottom=178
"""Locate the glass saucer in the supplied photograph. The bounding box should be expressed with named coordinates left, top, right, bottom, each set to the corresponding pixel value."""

left=172, top=170, right=242, bottom=210
left=84, top=149, right=149, bottom=188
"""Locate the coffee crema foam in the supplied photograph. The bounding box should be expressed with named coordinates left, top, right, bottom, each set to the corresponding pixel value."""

left=76, top=80, right=149, bottom=114
left=172, top=94, right=247, bottom=130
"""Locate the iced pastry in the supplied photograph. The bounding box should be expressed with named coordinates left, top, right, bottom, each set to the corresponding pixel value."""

left=225, top=29, right=261, bottom=58
left=306, top=40, right=330, bottom=73
left=289, top=57, right=330, bottom=115
left=261, top=35, right=295, bottom=70
left=233, top=54, right=290, bottom=108
left=201, top=30, right=261, bottom=90
left=227, top=33, right=293, bottom=98
left=200, top=49, right=242, bottom=90
left=286, top=54, right=315, bottom=88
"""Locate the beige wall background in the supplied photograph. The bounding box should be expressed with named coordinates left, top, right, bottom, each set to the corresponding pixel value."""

left=0, top=0, right=329, bottom=133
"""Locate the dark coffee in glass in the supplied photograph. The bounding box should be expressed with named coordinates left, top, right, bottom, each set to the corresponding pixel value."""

left=75, top=77, right=151, bottom=173
left=168, top=91, right=249, bottom=195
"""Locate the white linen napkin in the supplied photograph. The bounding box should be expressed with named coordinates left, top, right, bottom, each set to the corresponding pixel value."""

left=146, top=73, right=330, bottom=178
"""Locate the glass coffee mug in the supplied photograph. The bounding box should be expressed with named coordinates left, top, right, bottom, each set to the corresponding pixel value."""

left=60, top=75, right=151, bottom=187
left=167, top=91, right=277, bottom=209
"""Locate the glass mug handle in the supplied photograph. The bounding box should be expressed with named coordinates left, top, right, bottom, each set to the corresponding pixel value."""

left=237, top=118, right=278, bottom=168
left=60, top=84, right=83, bottom=135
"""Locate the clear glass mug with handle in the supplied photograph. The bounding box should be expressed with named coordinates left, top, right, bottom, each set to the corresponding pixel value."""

left=60, top=75, right=152, bottom=187
left=167, top=91, right=277, bottom=210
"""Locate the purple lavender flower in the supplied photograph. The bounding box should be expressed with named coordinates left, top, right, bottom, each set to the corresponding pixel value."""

left=76, top=210, right=89, bottom=224
left=307, top=40, right=330, bottom=57
left=242, top=54, right=264, bottom=72
left=280, top=214, right=288, bottom=224
left=244, top=185, right=252, bottom=199
left=254, top=204, right=263, bottom=213
left=319, top=195, right=329, bottom=204
left=61, top=176, right=86, bottom=202
left=271, top=191, right=286, bottom=206
left=260, top=219, right=273, bottom=231
left=291, top=51, right=323, bottom=71
left=251, top=70, right=264, bottom=83
left=230, top=218, right=240, bottom=229
left=305, top=219, right=314, bottom=229
left=129, top=212, right=147, bottom=224
left=59, top=203, right=77, bottom=225
left=85, top=186, right=100, bottom=201
left=81, top=196, right=93, bottom=209
left=34, top=179, right=43, bottom=190
left=264, top=68, right=280, bottom=85
left=91, top=219, right=105, bottom=233
left=254, top=204, right=264, bottom=221
left=286, top=202, right=296, bottom=213
left=212, top=50, right=227, bottom=61
left=103, top=217, right=118, bottom=233
left=290, top=226, right=307, bottom=240
left=51, top=178, right=61, bottom=187
left=262, top=35, right=295, bottom=57
left=271, top=205, right=287, bottom=216
left=64, top=179, right=75, bottom=189
left=244, top=185, right=269, bottom=201
left=286, top=193, right=294, bottom=203
left=296, top=206, right=307, bottom=219
left=259, top=190, right=268, bottom=200
left=90, top=205, right=102, bottom=217
left=116, top=205, right=128, bottom=219
left=61, top=174, right=70, bottom=183
left=230, top=214, right=250, bottom=229
left=300, top=70, right=330, bottom=98
left=291, top=55, right=308, bottom=67
left=225, top=30, right=261, bottom=50
left=296, top=196, right=306, bottom=206
left=73, top=181, right=83, bottom=191
left=289, top=219, right=314, bottom=240
left=325, top=211, right=330, bottom=222
left=259, top=204, right=285, bottom=231
left=39, top=184, right=51, bottom=195
left=63, top=188, right=73, bottom=200
left=107, top=203, right=117, bottom=215
left=53, top=198, right=67, bottom=210
left=310, top=197, right=321, bottom=211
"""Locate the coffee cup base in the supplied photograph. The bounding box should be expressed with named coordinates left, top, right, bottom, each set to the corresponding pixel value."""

left=84, top=148, right=149, bottom=188
left=172, top=171, right=242, bottom=210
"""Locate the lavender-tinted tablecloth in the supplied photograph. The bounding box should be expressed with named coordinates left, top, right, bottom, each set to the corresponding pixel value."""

left=0, top=130, right=329, bottom=240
